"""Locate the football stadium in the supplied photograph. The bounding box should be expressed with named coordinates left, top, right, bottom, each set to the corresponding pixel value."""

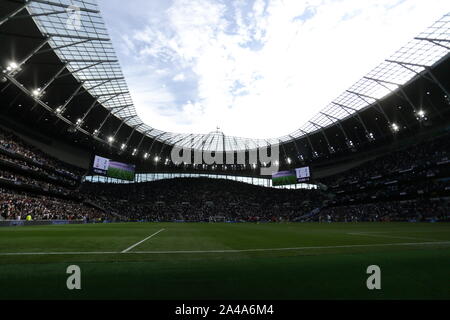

left=0, top=0, right=450, bottom=307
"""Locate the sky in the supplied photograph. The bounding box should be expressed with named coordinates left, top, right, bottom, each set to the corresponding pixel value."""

left=97, top=0, right=449, bottom=139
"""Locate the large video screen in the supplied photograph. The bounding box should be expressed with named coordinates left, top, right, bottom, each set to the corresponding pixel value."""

left=92, top=155, right=136, bottom=181
left=272, top=170, right=297, bottom=187
left=296, top=166, right=311, bottom=183
left=272, top=167, right=311, bottom=186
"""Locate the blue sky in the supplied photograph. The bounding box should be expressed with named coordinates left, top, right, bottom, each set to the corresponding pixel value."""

left=97, top=0, right=449, bottom=139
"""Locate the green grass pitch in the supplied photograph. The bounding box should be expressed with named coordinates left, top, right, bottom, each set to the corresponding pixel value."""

left=272, top=175, right=297, bottom=186
left=107, top=167, right=135, bottom=181
left=0, top=222, right=449, bottom=300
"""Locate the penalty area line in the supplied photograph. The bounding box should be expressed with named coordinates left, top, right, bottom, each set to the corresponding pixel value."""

left=121, top=228, right=166, bottom=253
left=1, top=240, right=449, bottom=256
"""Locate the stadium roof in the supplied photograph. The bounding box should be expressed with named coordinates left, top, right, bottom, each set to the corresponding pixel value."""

left=1, top=0, right=450, bottom=153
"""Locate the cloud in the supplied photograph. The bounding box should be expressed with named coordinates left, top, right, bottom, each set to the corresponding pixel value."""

left=99, top=0, right=450, bottom=139
left=173, top=73, right=186, bottom=82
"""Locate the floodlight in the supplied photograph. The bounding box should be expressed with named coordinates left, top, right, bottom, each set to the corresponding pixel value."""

left=417, top=110, right=426, bottom=119
left=391, top=123, right=400, bottom=132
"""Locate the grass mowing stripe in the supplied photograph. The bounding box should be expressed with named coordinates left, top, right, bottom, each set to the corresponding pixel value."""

left=347, top=232, right=442, bottom=242
left=121, top=228, right=166, bottom=253
left=1, top=240, right=449, bottom=256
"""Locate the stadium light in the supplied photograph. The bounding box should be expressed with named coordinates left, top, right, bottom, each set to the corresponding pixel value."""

left=55, top=107, right=63, bottom=114
left=31, top=88, right=42, bottom=98
left=346, top=140, right=355, bottom=149
left=366, top=132, right=375, bottom=141
left=154, top=156, right=160, bottom=163
left=93, top=129, right=100, bottom=136
left=144, top=153, right=149, bottom=159
left=287, top=158, right=292, bottom=165
left=76, top=118, right=83, bottom=125
left=6, top=62, right=18, bottom=72
left=132, top=149, right=138, bottom=156
left=121, top=144, right=127, bottom=150
left=391, top=123, right=400, bottom=133
left=108, top=136, right=115, bottom=143
left=416, top=110, right=427, bottom=121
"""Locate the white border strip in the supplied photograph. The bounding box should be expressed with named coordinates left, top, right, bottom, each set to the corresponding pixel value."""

left=0, top=241, right=449, bottom=256
left=121, top=228, right=166, bottom=253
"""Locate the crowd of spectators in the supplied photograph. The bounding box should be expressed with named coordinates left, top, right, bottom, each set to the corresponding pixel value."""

left=0, top=127, right=84, bottom=180
left=0, top=188, right=106, bottom=221
left=0, top=169, right=74, bottom=195
left=81, top=178, right=328, bottom=222
left=320, top=131, right=450, bottom=189
left=312, top=131, right=450, bottom=222
left=317, top=199, right=450, bottom=222
left=0, top=126, right=102, bottom=221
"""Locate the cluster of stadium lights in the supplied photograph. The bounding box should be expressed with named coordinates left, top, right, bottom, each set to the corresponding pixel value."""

left=5, top=62, right=19, bottom=73
left=2, top=61, right=21, bottom=82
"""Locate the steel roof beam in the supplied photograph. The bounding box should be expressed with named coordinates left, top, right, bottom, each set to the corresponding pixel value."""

left=94, top=91, right=128, bottom=97
left=12, top=9, right=71, bottom=20
left=36, top=39, right=91, bottom=54
left=346, top=90, right=391, bottom=123
left=309, top=121, right=332, bottom=150
left=57, top=62, right=104, bottom=78
left=14, top=37, right=51, bottom=69
left=363, top=76, right=401, bottom=87
left=123, top=124, right=143, bottom=147
left=65, top=59, right=118, bottom=64
left=112, top=116, right=135, bottom=139
left=387, top=59, right=450, bottom=98
left=320, top=112, right=350, bottom=142
left=96, top=106, right=128, bottom=134
left=44, top=33, right=110, bottom=42
left=81, top=77, right=124, bottom=82
left=146, top=133, right=167, bottom=157
left=414, top=37, right=450, bottom=50
left=0, top=2, right=29, bottom=27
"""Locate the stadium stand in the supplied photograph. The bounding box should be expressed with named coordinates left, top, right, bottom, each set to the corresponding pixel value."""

left=1, top=124, right=449, bottom=223
left=315, top=131, right=450, bottom=222
left=81, top=178, right=328, bottom=222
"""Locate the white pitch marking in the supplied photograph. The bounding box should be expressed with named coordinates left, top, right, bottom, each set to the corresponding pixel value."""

left=0, top=251, right=118, bottom=256
left=121, top=228, right=166, bottom=253
left=1, top=241, right=449, bottom=256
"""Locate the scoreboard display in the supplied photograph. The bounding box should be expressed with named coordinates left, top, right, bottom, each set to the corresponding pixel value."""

left=295, top=166, right=311, bottom=183
left=272, top=167, right=311, bottom=186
